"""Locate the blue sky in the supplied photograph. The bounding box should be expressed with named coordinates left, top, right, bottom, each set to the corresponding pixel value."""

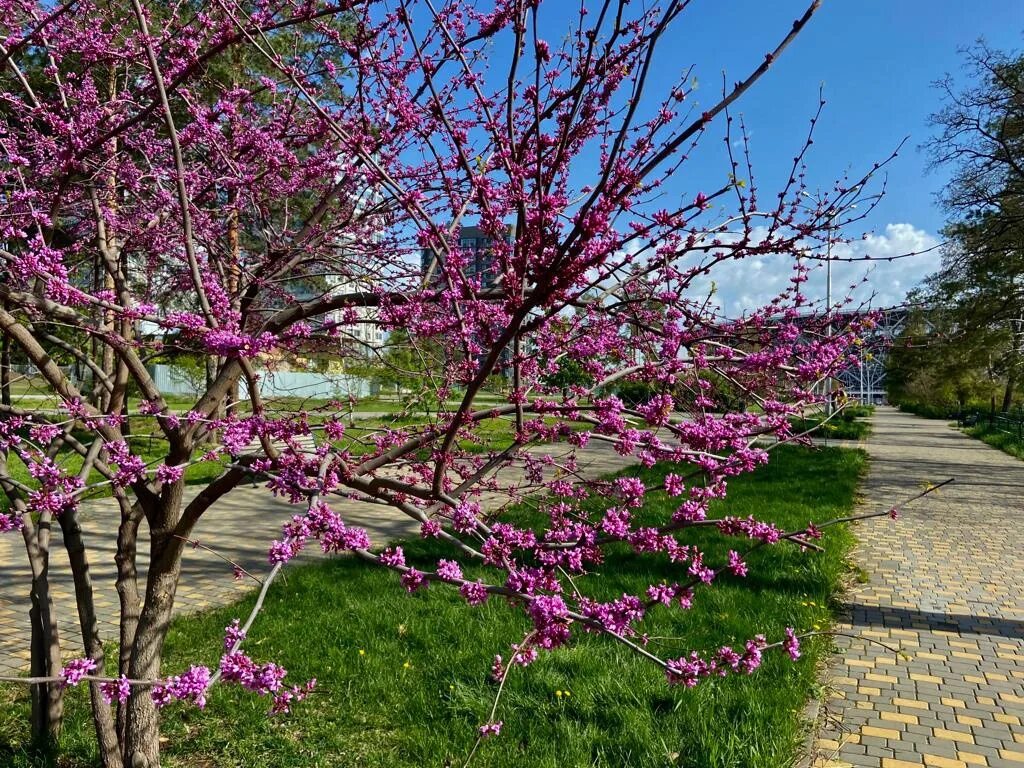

left=620, top=0, right=1024, bottom=310
left=406, top=2, right=1023, bottom=309
left=666, top=0, right=1023, bottom=233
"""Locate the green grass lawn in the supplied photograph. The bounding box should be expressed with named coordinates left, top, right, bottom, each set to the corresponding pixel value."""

left=0, top=445, right=866, bottom=768
left=790, top=404, right=874, bottom=441
left=964, top=422, right=1024, bottom=460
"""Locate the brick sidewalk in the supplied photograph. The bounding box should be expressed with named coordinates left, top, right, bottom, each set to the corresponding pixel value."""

left=814, top=408, right=1024, bottom=768
left=0, top=443, right=633, bottom=676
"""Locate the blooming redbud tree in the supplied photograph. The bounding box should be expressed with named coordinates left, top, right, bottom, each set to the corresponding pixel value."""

left=0, top=0, right=896, bottom=765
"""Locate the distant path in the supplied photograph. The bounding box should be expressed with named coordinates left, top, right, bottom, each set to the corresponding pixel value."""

left=814, top=407, right=1024, bottom=768
left=0, top=443, right=633, bottom=676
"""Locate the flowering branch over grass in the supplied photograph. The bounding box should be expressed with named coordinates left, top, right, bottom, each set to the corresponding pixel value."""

left=0, top=0, right=913, bottom=764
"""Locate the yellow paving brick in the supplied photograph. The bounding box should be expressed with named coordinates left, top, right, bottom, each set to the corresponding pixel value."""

left=964, top=676, right=987, bottom=685
left=859, top=686, right=882, bottom=696
left=924, top=756, right=968, bottom=768
left=881, top=710, right=919, bottom=725
left=956, top=751, right=987, bottom=766
left=976, top=695, right=995, bottom=706
left=955, top=715, right=983, bottom=727
left=933, top=728, right=974, bottom=744
left=999, top=750, right=1024, bottom=763
left=862, top=725, right=901, bottom=739
left=951, top=651, right=984, bottom=661
left=995, top=713, right=1021, bottom=725
left=817, top=738, right=841, bottom=751
left=916, top=652, right=947, bottom=661
left=855, top=700, right=874, bottom=710
left=846, top=659, right=875, bottom=668
left=984, top=672, right=1009, bottom=682
left=884, top=760, right=925, bottom=768
left=911, top=673, right=944, bottom=684
left=866, top=672, right=899, bottom=683
left=893, top=697, right=930, bottom=710
left=941, top=697, right=966, bottom=708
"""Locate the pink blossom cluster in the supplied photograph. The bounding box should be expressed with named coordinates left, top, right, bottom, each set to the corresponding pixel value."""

left=152, top=665, right=211, bottom=709
left=665, top=634, right=769, bottom=687
left=269, top=500, right=372, bottom=564
left=60, top=657, right=97, bottom=688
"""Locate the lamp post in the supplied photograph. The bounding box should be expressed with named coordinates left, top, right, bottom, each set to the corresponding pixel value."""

left=825, top=215, right=833, bottom=418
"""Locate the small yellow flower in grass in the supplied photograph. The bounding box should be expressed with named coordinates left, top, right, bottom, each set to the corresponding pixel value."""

left=564, top=690, right=571, bottom=697
left=358, top=649, right=366, bottom=656
left=403, top=660, right=412, bottom=670
left=813, top=624, right=821, bottom=631
left=555, top=690, right=563, bottom=698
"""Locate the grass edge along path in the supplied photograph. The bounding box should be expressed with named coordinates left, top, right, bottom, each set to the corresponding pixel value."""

left=963, top=422, right=1024, bottom=461
left=0, top=445, right=867, bottom=768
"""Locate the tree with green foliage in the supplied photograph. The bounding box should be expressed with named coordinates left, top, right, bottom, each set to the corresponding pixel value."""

left=896, top=41, right=1024, bottom=413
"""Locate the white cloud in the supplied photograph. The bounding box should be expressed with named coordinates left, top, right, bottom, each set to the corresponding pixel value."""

left=691, top=222, right=941, bottom=316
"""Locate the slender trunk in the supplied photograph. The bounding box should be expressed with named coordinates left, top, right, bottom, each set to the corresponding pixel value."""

left=101, top=270, right=116, bottom=413
left=90, top=251, right=103, bottom=407
left=114, top=497, right=142, bottom=744
left=204, top=357, right=218, bottom=445
left=23, top=520, right=63, bottom=745
left=1001, top=372, right=1016, bottom=414
left=121, top=562, right=180, bottom=768
left=122, top=486, right=186, bottom=767
left=60, top=510, right=123, bottom=767
left=1, top=317, right=10, bottom=407
left=226, top=188, right=240, bottom=418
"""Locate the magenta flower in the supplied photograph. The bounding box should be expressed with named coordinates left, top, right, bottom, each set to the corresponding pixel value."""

left=783, top=627, right=802, bottom=661
left=478, top=721, right=503, bottom=738
left=60, top=657, right=97, bottom=688
left=100, top=676, right=131, bottom=705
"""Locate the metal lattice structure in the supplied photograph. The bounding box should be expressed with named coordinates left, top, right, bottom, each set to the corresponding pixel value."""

left=833, top=306, right=910, bottom=405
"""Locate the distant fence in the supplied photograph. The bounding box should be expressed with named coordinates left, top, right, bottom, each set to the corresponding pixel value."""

left=959, top=407, right=1024, bottom=439
left=148, top=364, right=377, bottom=400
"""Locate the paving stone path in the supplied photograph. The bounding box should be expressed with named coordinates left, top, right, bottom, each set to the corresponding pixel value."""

left=814, top=407, right=1024, bottom=768
left=0, top=442, right=633, bottom=676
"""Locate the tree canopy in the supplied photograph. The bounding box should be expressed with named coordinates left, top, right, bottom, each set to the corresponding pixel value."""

left=891, top=41, right=1024, bottom=413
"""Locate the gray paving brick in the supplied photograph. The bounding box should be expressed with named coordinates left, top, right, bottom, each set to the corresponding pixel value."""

left=810, top=409, right=1024, bottom=768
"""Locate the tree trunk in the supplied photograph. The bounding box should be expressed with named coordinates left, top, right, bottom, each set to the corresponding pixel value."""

left=114, top=497, right=143, bottom=744
left=25, top=539, right=63, bottom=745
left=122, top=484, right=187, bottom=767
left=1, top=318, right=10, bottom=408
left=60, top=510, right=123, bottom=767
left=122, top=555, right=182, bottom=767
left=1001, top=372, right=1016, bottom=413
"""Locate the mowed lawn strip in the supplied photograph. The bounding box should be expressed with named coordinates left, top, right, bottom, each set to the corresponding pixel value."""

left=0, top=444, right=866, bottom=768
left=965, top=422, right=1024, bottom=461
